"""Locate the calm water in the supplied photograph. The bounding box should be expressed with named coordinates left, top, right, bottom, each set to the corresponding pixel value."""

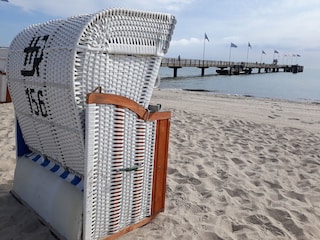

left=159, top=67, right=320, bottom=102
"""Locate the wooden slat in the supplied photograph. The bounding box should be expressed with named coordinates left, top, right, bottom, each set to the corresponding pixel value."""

left=151, top=118, right=170, bottom=215
left=102, top=217, right=153, bottom=240
left=6, top=86, right=11, bottom=103
left=87, top=93, right=147, bottom=118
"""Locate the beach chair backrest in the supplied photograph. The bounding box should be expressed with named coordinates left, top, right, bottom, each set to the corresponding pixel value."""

left=7, top=8, right=176, bottom=176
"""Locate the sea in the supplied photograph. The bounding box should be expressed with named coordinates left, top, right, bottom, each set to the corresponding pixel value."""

left=158, top=67, right=320, bottom=103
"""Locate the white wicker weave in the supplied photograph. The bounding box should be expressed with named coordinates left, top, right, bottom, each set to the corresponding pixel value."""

left=7, top=8, right=176, bottom=176
left=84, top=104, right=156, bottom=239
left=8, top=8, right=175, bottom=240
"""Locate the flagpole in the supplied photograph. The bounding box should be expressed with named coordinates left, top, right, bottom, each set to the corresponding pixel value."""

left=246, top=43, right=250, bottom=65
left=260, top=50, right=266, bottom=63
left=229, top=43, right=237, bottom=65
left=229, top=45, right=231, bottom=65
left=202, top=36, right=206, bottom=65
left=296, top=54, right=300, bottom=64
left=203, top=33, right=209, bottom=66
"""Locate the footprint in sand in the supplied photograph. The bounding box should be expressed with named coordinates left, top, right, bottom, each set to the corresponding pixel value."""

left=246, top=214, right=286, bottom=237
left=288, top=117, right=300, bottom=121
left=268, top=114, right=281, bottom=119
left=267, top=208, right=305, bottom=239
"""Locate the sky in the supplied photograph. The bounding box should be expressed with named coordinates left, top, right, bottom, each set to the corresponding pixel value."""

left=1, top=0, right=320, bottom=68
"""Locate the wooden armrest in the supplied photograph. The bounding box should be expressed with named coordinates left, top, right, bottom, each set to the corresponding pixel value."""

left=87, top=93, right=171, bottom=121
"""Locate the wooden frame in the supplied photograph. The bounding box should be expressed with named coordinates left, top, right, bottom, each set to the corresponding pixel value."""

left=87, top=92, right=171, bottom=239
left=0, top=71, right=11, bottom=103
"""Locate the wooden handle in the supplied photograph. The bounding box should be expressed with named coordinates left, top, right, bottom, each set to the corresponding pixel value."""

left=87, top=93, right=171, bottom=121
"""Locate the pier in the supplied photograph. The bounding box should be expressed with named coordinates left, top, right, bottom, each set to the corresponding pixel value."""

left=161, top=57, right=304, bottom=77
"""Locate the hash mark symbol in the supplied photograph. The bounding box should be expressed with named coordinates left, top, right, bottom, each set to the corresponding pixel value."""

left=21, top=35, right=49, bottom=77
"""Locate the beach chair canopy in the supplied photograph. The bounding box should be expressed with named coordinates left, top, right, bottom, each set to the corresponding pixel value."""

left=7, top=8, right=176, bottom=176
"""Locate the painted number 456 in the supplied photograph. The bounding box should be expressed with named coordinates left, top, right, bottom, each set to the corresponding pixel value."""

left=25, top=88, right=48, bottom=117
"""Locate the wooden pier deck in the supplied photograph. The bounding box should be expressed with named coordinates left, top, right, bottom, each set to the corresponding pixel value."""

left=161, top=57, right=304, bottom=77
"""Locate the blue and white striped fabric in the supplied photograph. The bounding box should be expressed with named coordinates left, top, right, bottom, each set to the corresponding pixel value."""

left=25, top=152, right=84, bottom=191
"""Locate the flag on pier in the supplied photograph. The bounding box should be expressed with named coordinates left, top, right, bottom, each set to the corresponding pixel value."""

left=262, top=50, right=266, bottom=54
left=274, top=50, right=279, bottom=54
left=231, top=43, right=237, bottom=48
left=204, top=33, right=209, bottom=42
left=248, top=42, right=252, bottom=48
left=203, top=33, right=209, bottom=61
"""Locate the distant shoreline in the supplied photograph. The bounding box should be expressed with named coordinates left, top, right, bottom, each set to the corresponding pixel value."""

left=156, top=88, right=320, bottom=105
left=159, top=68, right=320, bottom=103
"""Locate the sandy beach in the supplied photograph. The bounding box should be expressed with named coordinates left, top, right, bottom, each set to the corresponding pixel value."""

left=1, top=89, right=320, bottom=239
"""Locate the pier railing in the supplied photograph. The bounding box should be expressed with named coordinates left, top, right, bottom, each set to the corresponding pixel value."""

left=161, top=57, right=287, bottom=69
left=161, top=57, right=303, bottom=77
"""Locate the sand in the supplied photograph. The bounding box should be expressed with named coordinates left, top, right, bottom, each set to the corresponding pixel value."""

left=1, top=89, right=320, bottom=240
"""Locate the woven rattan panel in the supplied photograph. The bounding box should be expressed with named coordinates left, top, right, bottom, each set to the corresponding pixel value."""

left=7, top=8, right=176, bottom=176
left=85, top=104, right=156, bottom=239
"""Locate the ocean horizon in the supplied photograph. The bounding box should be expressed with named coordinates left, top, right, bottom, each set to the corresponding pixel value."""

left=159, top=67, right=320, bottom=103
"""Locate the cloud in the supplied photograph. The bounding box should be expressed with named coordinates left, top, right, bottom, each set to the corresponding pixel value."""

left=121, top=0, right=194, bottom=12
left=4, top=0, right=320, bottom=67
left=202, top=0, right=320, bottom=51
left=171, top=37, right=202, bottom=46
left=10, top=0, right=193, bottom=17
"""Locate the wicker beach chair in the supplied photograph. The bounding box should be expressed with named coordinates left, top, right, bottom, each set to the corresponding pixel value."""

left=7, top=8, right=175, bottom=239
left=0, top=47, right=11, bottom=103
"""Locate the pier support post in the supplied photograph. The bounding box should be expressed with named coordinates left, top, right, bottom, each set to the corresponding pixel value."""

left=173, top=67, right=178, bottom=78
left=169, top=66, right=182, bottom=78
left=201, top=67, right=205, bottom=76
left=198, top=67, right=209, bottom=77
